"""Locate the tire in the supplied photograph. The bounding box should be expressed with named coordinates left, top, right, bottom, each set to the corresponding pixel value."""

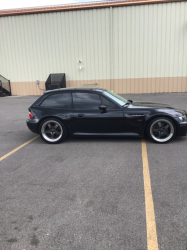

left=39, top=118, right=67, bottom=144
left=146, top=117, right=176, bottom=143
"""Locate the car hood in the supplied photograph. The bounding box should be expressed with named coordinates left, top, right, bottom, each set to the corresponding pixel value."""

left=131, top=102, right=186, bottom=115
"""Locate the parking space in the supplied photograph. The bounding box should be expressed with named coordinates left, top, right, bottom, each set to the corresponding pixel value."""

left=0, top=96, right=38, bottom=158
left=146, top=138, right=187, bottom=250
left=0, top=93, right=187, bottom=250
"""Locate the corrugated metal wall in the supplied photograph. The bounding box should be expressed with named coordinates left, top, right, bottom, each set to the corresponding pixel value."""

left=0, top=1, right=186, bottom=95
left=111, top=2, right=187, bottom=93
left=0, top=8, right=111, bottom=82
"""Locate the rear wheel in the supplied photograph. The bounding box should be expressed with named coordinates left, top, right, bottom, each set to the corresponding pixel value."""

left=146, top=117, right=176, bottom=143
left=39, top=118, right=67, bottom=144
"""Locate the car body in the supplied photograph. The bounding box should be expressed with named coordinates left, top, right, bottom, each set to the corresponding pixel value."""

left=27, top=88, right=187, bottom=143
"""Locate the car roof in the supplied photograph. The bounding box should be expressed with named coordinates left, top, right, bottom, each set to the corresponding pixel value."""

left=44, top=87, right=107, bottom=94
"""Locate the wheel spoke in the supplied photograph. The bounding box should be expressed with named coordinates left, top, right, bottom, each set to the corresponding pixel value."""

left=45, top=130, right=51, bottom=134
left=163, top=130, right=169, bottom=136
left=164, top=124, right=169, bottom=130
left=55, top=131, right=61, bottom=135
left=153, top=128, right=159, bottom=133
left=51, top=133, right=54, bottom=139
left=157, top=132, right=161, bottom=138
left=157, top=122, right=162, bottom=128
left=48, top=123, right=52, bottom=129
left=54, top=124, right=59, bottom=129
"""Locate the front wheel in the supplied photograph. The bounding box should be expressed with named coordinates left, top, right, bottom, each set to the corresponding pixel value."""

left=146, top=117, right=176, bottom=143
left=39, top=118, right=67, bottom=144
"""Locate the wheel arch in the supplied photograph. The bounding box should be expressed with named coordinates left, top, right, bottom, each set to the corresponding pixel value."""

left=144, top=114, right=178, bottom=135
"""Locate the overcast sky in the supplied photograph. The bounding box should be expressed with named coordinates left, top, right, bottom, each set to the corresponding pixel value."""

left=0, top=0, right=98, bottom=10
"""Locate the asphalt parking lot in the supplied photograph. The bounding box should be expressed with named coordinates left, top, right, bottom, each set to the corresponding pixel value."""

left=0, top=93, right=187, bottom=250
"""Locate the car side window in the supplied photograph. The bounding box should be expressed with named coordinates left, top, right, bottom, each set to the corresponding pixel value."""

left=72, top=92, right=101, bottom=110
left=40, top=93, right=72, bottom=109
left=100, top=95, right=119, bottom=109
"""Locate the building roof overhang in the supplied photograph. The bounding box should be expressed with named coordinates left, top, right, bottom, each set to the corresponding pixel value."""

left=0, top=0, right=184, bottom=17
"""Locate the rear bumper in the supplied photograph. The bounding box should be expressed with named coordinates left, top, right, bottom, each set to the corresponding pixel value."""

left=176, top=122, right=187, bottom=136
left=26, top=119, right=40, bottom=134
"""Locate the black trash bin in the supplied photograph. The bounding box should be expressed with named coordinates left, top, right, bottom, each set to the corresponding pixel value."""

left=0, top=75, right=11, bottom=97
left=45, top=73, right=66, bottom=90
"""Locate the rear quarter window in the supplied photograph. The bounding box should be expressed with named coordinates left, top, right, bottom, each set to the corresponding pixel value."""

left=40, top=93, right=72, bottom=109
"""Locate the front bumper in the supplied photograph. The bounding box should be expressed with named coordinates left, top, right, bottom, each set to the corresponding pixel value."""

left=26, top=119, right=40, bottom=134
left=175, top=121, right=187, bottom=136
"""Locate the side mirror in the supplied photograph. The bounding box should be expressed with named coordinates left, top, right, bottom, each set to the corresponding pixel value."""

left=99, top=105, right=107, bottom=111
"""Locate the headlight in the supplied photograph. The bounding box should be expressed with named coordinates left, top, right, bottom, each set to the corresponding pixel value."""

left=178, top=115, right=187, bottom=122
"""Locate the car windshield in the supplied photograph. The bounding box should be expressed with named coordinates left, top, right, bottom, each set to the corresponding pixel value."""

left=103, top=90, right=127, bottom=106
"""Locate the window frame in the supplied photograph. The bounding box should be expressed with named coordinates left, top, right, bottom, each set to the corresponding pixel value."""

left=71, top=90, right=122, bottom=110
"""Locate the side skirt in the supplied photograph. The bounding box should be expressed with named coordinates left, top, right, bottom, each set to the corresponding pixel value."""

left=72, top=132, right=141, bottom=137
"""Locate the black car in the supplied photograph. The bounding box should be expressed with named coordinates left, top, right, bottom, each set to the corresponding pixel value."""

left=27, top=88, right=187, bottom=144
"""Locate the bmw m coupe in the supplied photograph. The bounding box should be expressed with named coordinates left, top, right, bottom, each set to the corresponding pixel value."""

left=27, top=88, right=187, bottom=144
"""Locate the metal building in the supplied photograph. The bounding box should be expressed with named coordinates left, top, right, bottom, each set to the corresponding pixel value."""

left=0, top=0, right=186, bottom=96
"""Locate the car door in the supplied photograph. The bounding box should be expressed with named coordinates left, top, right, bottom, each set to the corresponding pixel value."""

left=72, top=91, right=124, bottom=134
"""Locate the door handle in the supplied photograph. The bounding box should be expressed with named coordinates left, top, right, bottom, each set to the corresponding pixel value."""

left=77, top=114, right=85, bottom=118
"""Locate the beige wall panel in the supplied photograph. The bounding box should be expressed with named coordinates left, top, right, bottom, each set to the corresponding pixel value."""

left=10, top=82, right=45, bottom=96
left=140, top=79, right=145, bottom=94
left=177, top=77, right=182, bottom=93
left=98, top=80, right=110, bottom=90
left=16, top=83, right=21, bottom=96
left=172, top=78, right=176, bottom=93
left=27, top=82, right=33, bottom=96
left=10, top=77, right=187, bottom=96
left=175, top=77, right=181, bottom=93
left=173, top=77, right=178, bottom=93
left=171, top=77, right=176, bottom=93
left=129, top=79, right=133, bottom=94
left=137, top=79, right=142, bottom=94
left=159, top=78, right=165, bottom=93
left=134, top=79, right=139, bottom=94
left=118, top=79, right=123, bottom=94
left=168, top=78, right=172, bottom=93
left=181, top=77, right=187, bottom=92
left=141, top=78, right=146, bottom=94
left=10, top=83, right=16, bottom=96
left=147, top=78, right=152, bottom=94
left=122, top=79, right=126, bottom=94
left=155, top=78, right=160, bottom=93
left=151, top=78, right=155, bottom=94
left=111, top=79, right=118, bottom=94
left=125, top=79, right=131, bottom=94
left=143, top=78, right=148, bottom=94
left=154, top=78, right=160, bottom=93
left=164, top=78, right=169, bottom=93
left=66, top=80, right=111, bottom=89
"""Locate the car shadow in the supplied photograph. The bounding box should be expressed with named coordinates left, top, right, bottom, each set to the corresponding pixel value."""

left=66, top=136, right=142, bottom=144
left=34, top=134, right=187, bottom=145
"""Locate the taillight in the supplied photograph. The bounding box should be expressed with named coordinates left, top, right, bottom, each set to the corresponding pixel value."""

left=29, top=112, right=34, bottom=119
